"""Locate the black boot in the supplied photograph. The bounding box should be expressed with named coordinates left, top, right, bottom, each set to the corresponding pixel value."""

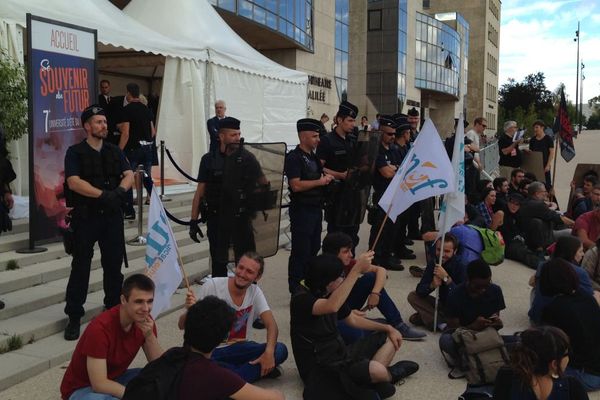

left=64, top=317, right=81, bottom=341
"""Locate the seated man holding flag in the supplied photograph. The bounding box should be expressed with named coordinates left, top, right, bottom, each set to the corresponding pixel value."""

left=179, top=252, right=288, bottom=383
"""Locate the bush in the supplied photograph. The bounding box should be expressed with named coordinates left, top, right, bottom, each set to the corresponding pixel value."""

left=0, top=50, right=27, bottom=143
left=0, top=335, right=23, bottom=354
left=5, top=259, right=19, bottom=270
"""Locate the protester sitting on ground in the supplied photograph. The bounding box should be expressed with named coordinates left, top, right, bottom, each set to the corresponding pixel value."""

left=475, top=187, right=504, bottom=230
left=290, top=252, right=419, bottom=399
left=508, top=168, right=525, bottom=194
left=60, top=274, right=163, bottom=400
left=571, top=174, right=599, bottom=219
left=176, top=296, right=284, bottom=400
left=573, top=192, right=600, bottom=251
left=582, top=238, right=600, bottom=291
left=519, top=181, right=574, bottom=252
left=517, top=177, right=532, bottom=197
left=493, top=177, right=510, bottom=212
left=179, top=252, right=288, bottom=383
left=321, top=232, right=426, bottom=342
left=528, top=236, right=596, bottom=324
left=539, top=258, right=600, bottom=392
left=493, top=326, right=589, bottom=400
left=407, top=234, right=466, bottom=331
left=440, top=259, right=518, bottom=368
left=499, top=193, right=545, bottom=269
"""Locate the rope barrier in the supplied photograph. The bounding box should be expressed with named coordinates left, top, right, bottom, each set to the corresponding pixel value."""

left=165, top=148, right=198, bottom=182
left=164, top=207, right=199, bottom=226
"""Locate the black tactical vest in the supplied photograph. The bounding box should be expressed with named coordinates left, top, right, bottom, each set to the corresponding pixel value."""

left=322, top=131, right=356, bottom=172
left=203, top=152, right=225, bottom=210
left=288, top=147, right=323, bottom=207
left=66, top=141, right=123, bottom=209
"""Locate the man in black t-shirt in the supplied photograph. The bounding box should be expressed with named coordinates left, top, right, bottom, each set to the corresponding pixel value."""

left=117, top=83, right=156, bottom=218
left=291, top=253, right=418, bottom=398
left=498, top=120, right=523, bottom=178
left=528, top=120, right=555, bottom=186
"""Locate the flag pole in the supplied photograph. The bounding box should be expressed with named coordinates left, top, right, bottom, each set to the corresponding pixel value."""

left=551, top=129, right=559, bottom=187
left=175, top=250, right=191, bottom=290
left=432, top=201, right=447, bottom=333
left=370, top=173, right=405, bottom=252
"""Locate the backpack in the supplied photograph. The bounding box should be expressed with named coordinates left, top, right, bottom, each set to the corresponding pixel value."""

left=468, top=225, right=505, bottom=265
left=452, top=327, right=509, bottom=385
left=458, top=384, right=494, bottom=400
left=122, top=347, right=194, bottom=400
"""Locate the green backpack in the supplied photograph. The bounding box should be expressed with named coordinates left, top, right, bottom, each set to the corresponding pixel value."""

left=468, top=225, right=505, bottom=266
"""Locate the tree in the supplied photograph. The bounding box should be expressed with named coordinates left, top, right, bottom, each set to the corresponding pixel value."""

left=0, top=50, right=27, bottom=143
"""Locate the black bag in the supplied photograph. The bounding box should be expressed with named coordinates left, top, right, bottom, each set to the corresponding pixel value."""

left=452, top=327, right=509, bottom=385
left=457, top=384, right=494, bottom=400
left=123, top=347, right=195, bottom=400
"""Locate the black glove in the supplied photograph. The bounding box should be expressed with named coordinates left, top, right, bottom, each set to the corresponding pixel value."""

left=114, top=186, right=128, bottom=203
left=99, top=190, right=121, bottom=211
left=189, top=220, right=204, bottom=243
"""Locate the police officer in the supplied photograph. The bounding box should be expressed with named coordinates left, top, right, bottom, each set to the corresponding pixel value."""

left=286, top=118, right=334, bottom=293
left=406, top=107, right=422, bottom=240
left=63, top=105, right=133, bottom=340
left=316, top=100, right=361, bottom=250
left=368, top=115, right=404, bottom=271
left=189, top=117, right=266, bottom=277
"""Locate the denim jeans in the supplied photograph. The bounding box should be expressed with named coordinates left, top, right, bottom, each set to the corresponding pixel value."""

left=565, top=366, right=600, bottom=391
left=68, top=368, right=141, bottom=400
left=212, top=341, right=288, bottom=383
left=338, top=272, right=403, bottom=344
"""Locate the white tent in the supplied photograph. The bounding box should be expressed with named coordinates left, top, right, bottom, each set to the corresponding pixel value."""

left=0, top=0, right=307, bottom=190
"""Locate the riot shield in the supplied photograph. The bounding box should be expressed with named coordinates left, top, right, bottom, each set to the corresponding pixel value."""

left=329, top=131, right=381, bottom=227
left=214, top=141, right=285, bottom=263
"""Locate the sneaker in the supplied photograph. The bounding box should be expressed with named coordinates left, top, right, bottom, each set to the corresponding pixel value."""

left=395, top=322, right=426, bottom=341
left=124, top=212, right=136, bottom=220
left=408, top=313, right=424, bottom=327
left=64, top=318, right=81, bottom=341
left=265, top=366, right=282, bottom=379
left=388, top=360, right=419, bottom=384
left=409, top=265, right=425, bottom=278
left=373, top=382, right=396, bottom=399
left=395, top=247, right=416, bottom=260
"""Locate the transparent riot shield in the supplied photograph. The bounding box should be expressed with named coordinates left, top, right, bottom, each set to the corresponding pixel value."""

left=215, top=141, right=286, bottom=263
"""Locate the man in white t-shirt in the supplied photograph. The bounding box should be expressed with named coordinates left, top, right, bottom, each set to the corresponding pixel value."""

left=465, top=117, right=487, bottom=171
left=179, top=252, right=287, bottom=383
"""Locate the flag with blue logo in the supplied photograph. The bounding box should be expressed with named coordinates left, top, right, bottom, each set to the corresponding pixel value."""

left=146, top=188, right=183, bottom=318
left=438, top=114, right=466, bottom=235
left=378, top=118, right=455, bottom=222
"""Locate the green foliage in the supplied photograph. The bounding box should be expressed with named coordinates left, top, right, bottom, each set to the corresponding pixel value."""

left=499, top=72, right=554, bottom=117
left=0, top=50, right=27, bottom=142
left=5, top=259, right=19, bottom=270
left=0, top=335, right=23, bottom=354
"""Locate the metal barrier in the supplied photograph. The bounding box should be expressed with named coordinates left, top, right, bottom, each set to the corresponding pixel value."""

left=127, top=165, right=147, bottom=246
left=479, top=140, right=500, bottom=178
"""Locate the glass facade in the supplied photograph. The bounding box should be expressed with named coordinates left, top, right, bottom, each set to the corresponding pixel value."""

left=210, top=0, right=314, bottom=50
left=335, top=0, right=349, bottom=102
left=415, top=12, right=464, bottom=98
left=397, top=0, right=407, bottom=108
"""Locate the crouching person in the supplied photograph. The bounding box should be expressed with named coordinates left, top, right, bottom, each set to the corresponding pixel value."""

left=178, top=296, right=285, bottom=400
left=291, top=252, right=419, bottom=399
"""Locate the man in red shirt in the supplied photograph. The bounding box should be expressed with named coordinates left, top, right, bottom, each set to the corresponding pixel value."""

left=574, top=205, right=600, bottom=251
left=60, top=274, right=163, bottom=399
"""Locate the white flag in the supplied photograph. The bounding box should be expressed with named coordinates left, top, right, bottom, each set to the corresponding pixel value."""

left=145, top=188, right=183, bottom=318
left=438, top=114, right=466, bottom=235
left=378, top=119, right=455, bottom=222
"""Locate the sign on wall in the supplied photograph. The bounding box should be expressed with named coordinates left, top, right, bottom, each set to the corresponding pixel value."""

left=25, top=14, right=96, bottom=248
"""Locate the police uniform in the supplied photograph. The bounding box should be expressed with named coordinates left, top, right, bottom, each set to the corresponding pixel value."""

left=63, top=105, right=131, bottom=337
left=193, top=117, right=261, bottom=277
left=406, top=107, right=422, bottom=239
left=286, top=118, right=327, bottom=293
left=316, top=101, right=361, bottom=250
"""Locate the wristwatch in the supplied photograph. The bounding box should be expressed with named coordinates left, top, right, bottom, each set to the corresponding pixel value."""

left=442, top=276, right=449, bottom=284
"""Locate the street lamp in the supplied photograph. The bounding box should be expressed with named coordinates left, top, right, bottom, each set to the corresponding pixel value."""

left=574, top=22, right=580, bottom=135
left=580, top=63, right=585, bottom=133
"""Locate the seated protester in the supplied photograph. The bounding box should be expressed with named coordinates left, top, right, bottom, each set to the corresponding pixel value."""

left=571, top=175, right=599, bottom=219
left=508, top=168, right=525, bottom=195
left=321, top=232, right=426, bottom=342
left=440, top=260, right=517, bottom=367
left=540, top=259, right=600, bottom=392
left=475, top=187, right=504, bottom=230
left=529, top=236, right=595, bottom=324
left=573, top=200, right=600, bottom=251
left=60, top=274, right=163, bottom=400
left=178, top=296, right=284, bottom=400
left=179, top=253, right=287, bottom=383
left=518, top=177, right=532, bottom=198
left=499, top=193, right=545, bottom=269
left=407, top=234, right=466, bottom=331
left=494, top=326, right=589, bottom=400
left=290, top=253, right=419, bottom=399
left=493, top=177, right=510, bottom=212
left=582, top=238, right=600, bottom=291
left=519, top=181, right=574, bottom=252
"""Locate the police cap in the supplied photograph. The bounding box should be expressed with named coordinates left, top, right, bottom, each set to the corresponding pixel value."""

left=378, top=115, right=397, bottom=129
left=80, top=105, right=105, bottom=126
left=407, top=107, right=419, bottom=117
left=392, top=114, right=411, bottom=134
left=337, top=101, right=358, bottom=119
left=218, top=117, right=241, bottom=131
left=296, top=118, right=322, bottom=133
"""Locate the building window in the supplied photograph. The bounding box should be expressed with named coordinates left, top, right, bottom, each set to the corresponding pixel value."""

left=489, top=0, right=499, bottom=20
left=398, top=0, right=407, bottom=109
left=423, top=0, right=430, bottom=9
left=368, top=9, right=382, bottom=31
left=335, top=0, right=349, bottom=102
left=486, top=111, right=497, bottom=132
left=486, top=53, right=497, bottom=75
left=487, top=22, right=498, bottom=47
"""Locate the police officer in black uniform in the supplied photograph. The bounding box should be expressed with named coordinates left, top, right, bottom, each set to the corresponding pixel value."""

left=189, top=117, right=266, bottom=277
left=316, top=101, right=361, bottom=250
left=63, top=105, right=133, bottom=340
left=286, top=118, right=334, bottom=293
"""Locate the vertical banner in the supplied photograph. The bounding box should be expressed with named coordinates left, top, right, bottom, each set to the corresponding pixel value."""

left=26, top=15, right=96, bottom=246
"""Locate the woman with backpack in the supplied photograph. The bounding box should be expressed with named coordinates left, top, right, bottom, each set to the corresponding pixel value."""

left=493, top=326, right=588, bottom=399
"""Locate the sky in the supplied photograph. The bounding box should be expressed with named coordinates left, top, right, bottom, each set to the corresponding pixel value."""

left=500, top=0, right=600, bottom=104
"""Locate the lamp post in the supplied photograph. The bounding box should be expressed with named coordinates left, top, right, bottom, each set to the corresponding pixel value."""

left=579, top=65, right=585, bottom=134
left=574, top=22, right=580, bottom=135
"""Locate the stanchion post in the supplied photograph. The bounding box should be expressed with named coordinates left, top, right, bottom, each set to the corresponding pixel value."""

left=159, top=140, right=171, bottom=202
left=127, top=165, right=147, bottom=246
